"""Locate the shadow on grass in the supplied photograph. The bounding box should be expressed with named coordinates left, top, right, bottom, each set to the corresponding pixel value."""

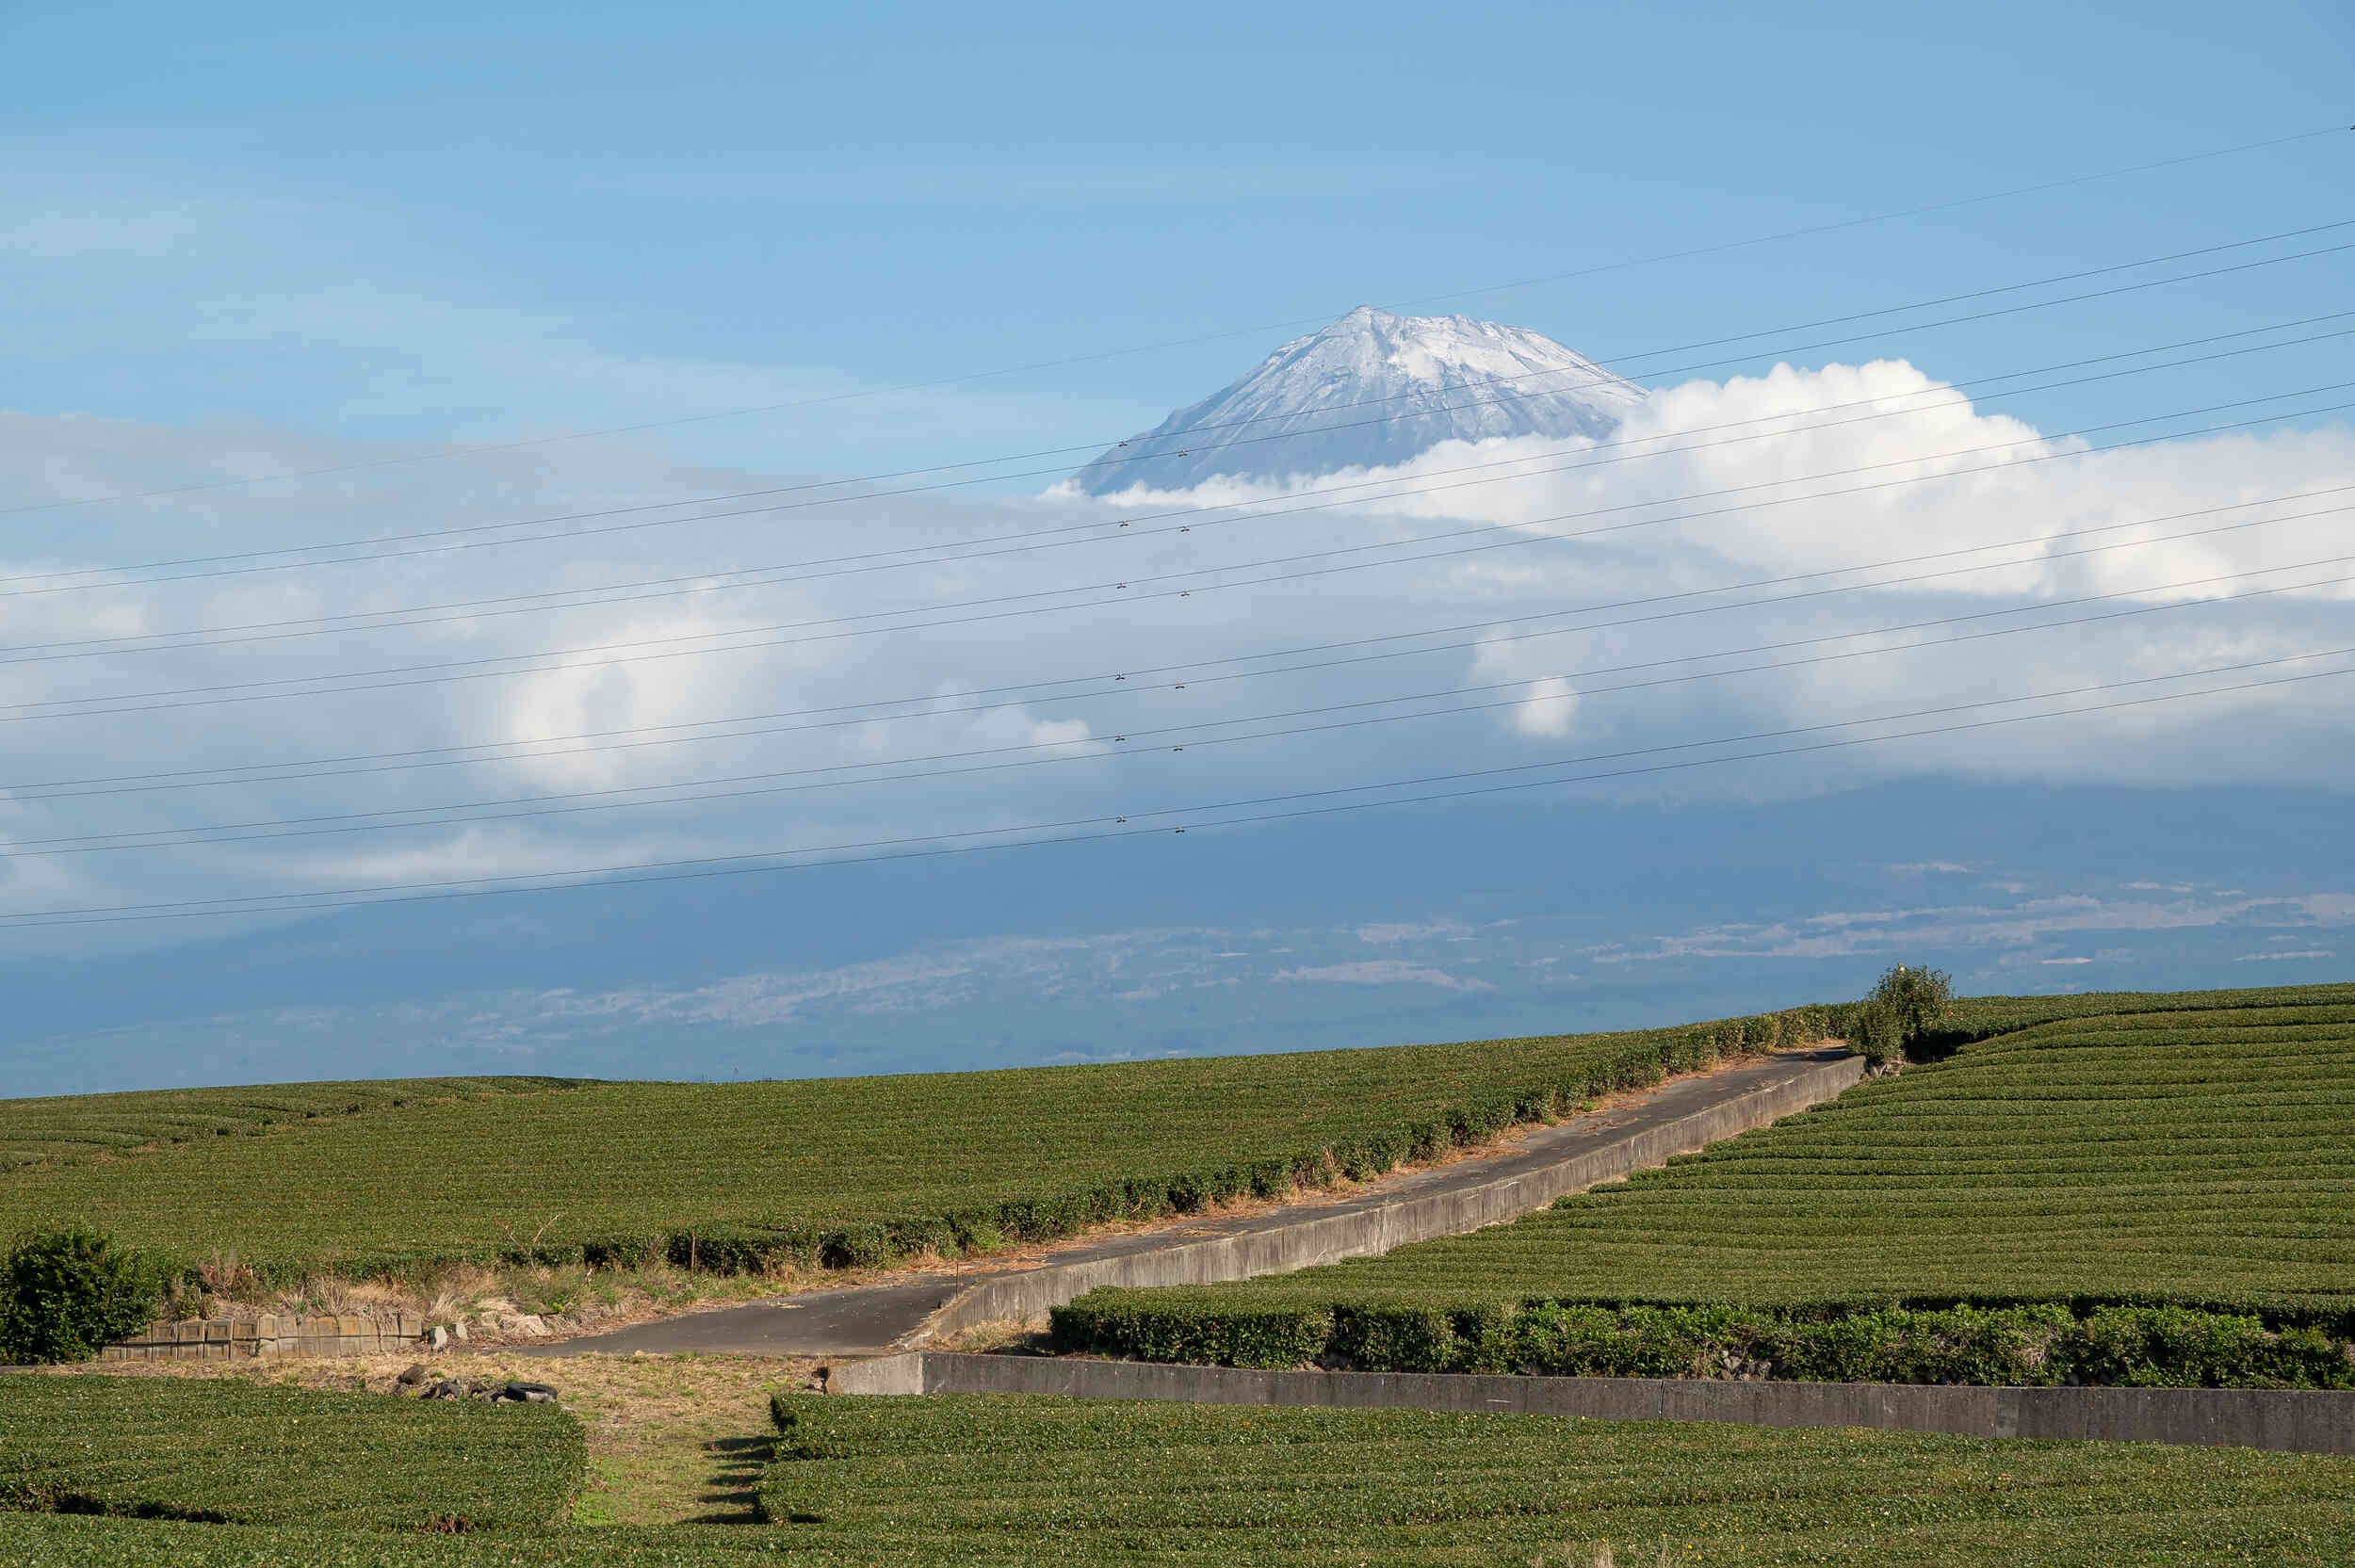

left=689, top=1434, right=775, bottom=1525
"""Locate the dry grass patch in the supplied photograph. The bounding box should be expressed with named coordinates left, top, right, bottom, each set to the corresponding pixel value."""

left=928, top=1317, right=1052, bottom=1353
left=556, top=1354, right=821, bottom=1526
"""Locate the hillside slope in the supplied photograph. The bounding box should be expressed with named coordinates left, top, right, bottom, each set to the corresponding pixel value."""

left=1055, top=982, right=2355, bottom=1372
left=0, top=1007, right=1813, bottom=1281
left=1, top=1077, right=583, bottom=1172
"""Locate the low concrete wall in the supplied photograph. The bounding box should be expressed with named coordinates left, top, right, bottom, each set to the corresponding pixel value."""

left=918, top=1051, right=1865, bottom=1341
left=828, top=1351, right=2355, bottom=1456
left=102, top=1312, right=428, bottom=1362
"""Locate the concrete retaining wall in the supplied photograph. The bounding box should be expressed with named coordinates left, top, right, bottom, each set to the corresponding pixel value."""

left=919, top=1051, right=1865, bottom=1341
left=101, top=1312, right=427, bottom=1362
left=829, top=1351, right=2355, bottom=1455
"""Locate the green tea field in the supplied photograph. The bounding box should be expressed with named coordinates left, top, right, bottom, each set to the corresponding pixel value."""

left=751, top=1390, right=2355, bottom=1565
left=10, top=984, right=2355, bottom=1564
left=0, top=1005, right=1810, bottom=1282
left=0, top=1372, right=582, bottom=1532
left=9, top=1379, right=2352, bottom=1566
left=0, top=1076, right=580, bottom=1172
left=1055, top=983, right=2355, bottom=1377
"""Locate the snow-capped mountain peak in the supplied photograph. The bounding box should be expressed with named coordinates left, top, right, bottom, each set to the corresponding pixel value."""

left=1071, top=305, right=1644, bottom=495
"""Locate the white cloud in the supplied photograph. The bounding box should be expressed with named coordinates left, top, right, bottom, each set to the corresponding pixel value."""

left=1356, top=920, right=1467, bottom=945
left=1275, top=960, right=1494, bottom=991
left=1512, top=676, right=1578, bottom=737
left=0, top=348, right=2350, bottom=944
left=1587, top=881, right=2355, bottom=967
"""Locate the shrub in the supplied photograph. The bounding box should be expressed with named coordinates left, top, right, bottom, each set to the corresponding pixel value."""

left=1757, top=1303, right=2075, bottom=1386
left=1243, top=1158, right=1293, bottom=1200
left=946, top=1210, right=1003, bottom=1255
left=820, top=1223, right=894, bottom=1270
left=1503, top=1302, right=1716, bottom=1378
left=1058, top=1289, right=2355, bottom=1388
left=0, top=1225, right=170, bottom=1364
left=668, top=1223, right=817, bottom=1274
left=1333, top=1303, right=1458, bottom=1372
left=1050, top=1292, right=1331, bottom=1367
left=1854, top=1000, right=1906, bottom=1066
left=1335, top=1133, right=1403, bottom=1183
left=1870, top=963, right=1954, bottom=1058
left=577, top=1234, right=662, bottom=1270
left=2061, top=1305, right=2352, bottom=1388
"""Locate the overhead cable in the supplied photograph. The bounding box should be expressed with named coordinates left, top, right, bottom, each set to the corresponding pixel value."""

left=14, top=556, right=2349, bottom=857
left=10, top=479, right=2350, bottom=803
left=7, top=645, right=2350, bottom=927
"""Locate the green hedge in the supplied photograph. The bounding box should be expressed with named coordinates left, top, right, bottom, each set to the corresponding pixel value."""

left=1049, top=1293, right=2355, bottom=1388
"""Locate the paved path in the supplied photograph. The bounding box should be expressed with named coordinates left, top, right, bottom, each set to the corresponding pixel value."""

left=521, top=1277, right=964, bottom=1359
left=525, top=1048, right=1858, bottom=1360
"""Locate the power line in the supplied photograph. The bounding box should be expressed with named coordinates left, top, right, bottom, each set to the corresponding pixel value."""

left=12, top=222, right=2351, bottom=597
left=10, top=121, right=2340, bottom=523
left=13, top=313, right=2349, bottom=665
left=17, top=557, right=2347, bottom=857
left=3, top=383, right=2347, bottom=724
left=12, top=480, right=2349, bottom=802
left=8, top=644, right=2349, bottom=928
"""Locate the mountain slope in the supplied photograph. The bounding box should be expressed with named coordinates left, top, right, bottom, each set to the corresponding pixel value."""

left=1071, top=305, right=1645, bottom=494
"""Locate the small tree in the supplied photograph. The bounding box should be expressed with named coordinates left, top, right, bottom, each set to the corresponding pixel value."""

left=1855, top=963, right=1953, bottom=1066
left=1853, top=1000, right=1904, bottom=1066
left=1874, top=963, right=1953, bottom=1037
left=0, top=1224, right=170, bottom=1364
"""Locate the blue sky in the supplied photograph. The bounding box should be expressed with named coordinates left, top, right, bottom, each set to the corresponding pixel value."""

left=6, top=1, right=2349, bottom=462
left=1, top=2, right=2351, bottom=1093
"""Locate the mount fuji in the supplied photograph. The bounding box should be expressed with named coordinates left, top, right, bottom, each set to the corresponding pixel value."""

left=1071, top=305, right=1646, bottom=495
